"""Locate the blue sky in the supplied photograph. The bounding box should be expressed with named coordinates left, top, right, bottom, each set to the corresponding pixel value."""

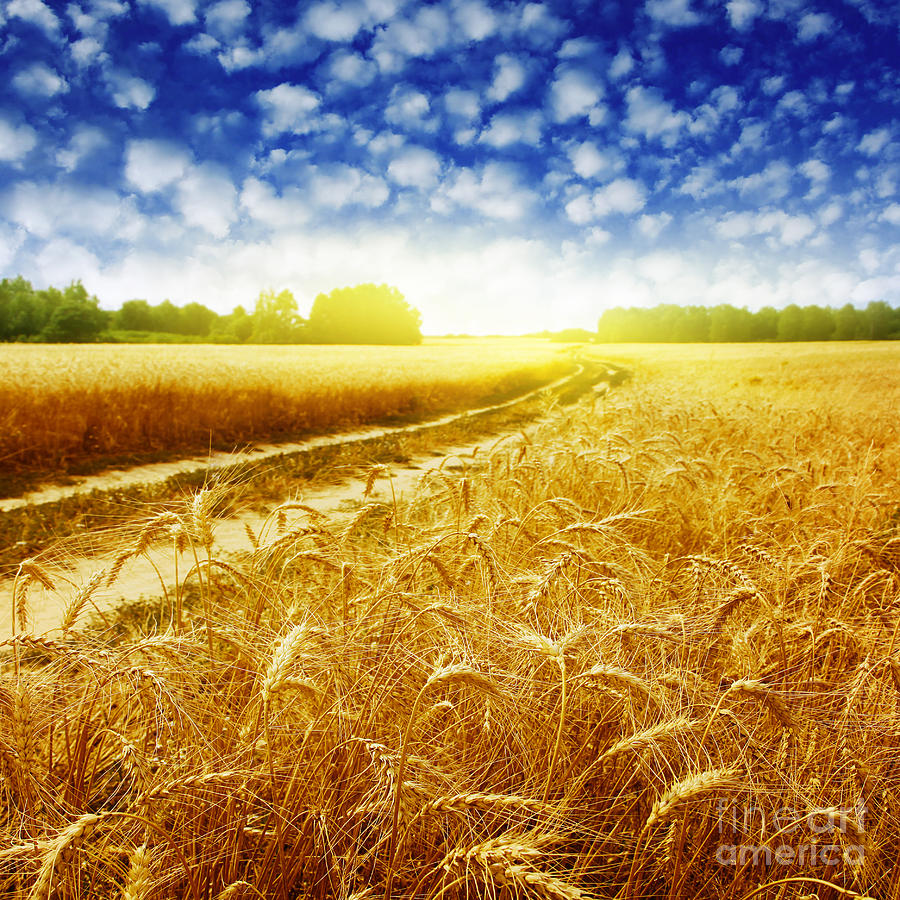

left=1, top=0, right=898, bottom=334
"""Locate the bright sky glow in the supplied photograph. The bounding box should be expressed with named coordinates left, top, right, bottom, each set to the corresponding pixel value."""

left=1, top=0, right=898, bottom=334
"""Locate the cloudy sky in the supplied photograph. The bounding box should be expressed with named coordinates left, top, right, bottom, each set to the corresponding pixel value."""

left=1, top=0, right=898, bottom=333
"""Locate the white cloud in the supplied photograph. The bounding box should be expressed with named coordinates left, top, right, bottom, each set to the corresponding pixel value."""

left=184, top=32, right=220, bottom=54
left=0, top=223, right=25, bottom=270
left=256, top=83, right=321, bottom=136
left=761, top=75, right=785, bottom=96
left=56, top=126, right=108, bottom=171
left=71, top=36, right=105, bottom=66
left=822, top=114, right=845, bottom=134
left=125, top=138, right=191, bottom=192
left=370, top=5, right=450, bottom=72
left=308, top=164, right=389, bottom=209
left=0, top=116, right=38, bottom=163
left=517, top=3, right=569, bottom=47
left=624, top=85, right=689, bottom=145
left=175, top=164, right=237, bottom=237
left=204, top=0, right=249, bottom=37
left=34, top=239, right=102, bottom=287
left=609, top=47, right=634, bottom=79
left=453, top=0, right=496, bottom=40
left=636, top=212, right=672, bottom=239
left=593, top=178, right=647, bottom=217
left=776, top=90, right=808, bottom=117
left=444, top=89, right=481, bottom=121
left=678, top=163, right=719, bottom=199
left=106, top=70, right=156, bottom=109
left=12, top=62, right=69, bottom=97
left=386, top=146, right=442, bottom=189
left=137, top=0, right=196, bottom=25
left=567, top=142, right=622, bottom=180
left=4, top=181, right=137, bottom=240
left=6, top=0, right=60, bottom=36
left=326, top=50, right=377, bottom=88
left=549, top=66, right=604, bottom=123
left=557, top=37, right=600, bottom=58
left=819, top=201, right=843, bottom=226
left=487, top=53, right=528, bottom=103
left=217, top=42, right=262, bottom=71
left=240, top=177, right=311, bottom=228
left=385, top=85, right=433, bottom=130
left=433, top=162, right=535, bottom=221
left=716, top=209, right=816, bottom=246
left=304, top=2, right=367, bottom=41
left=729, top=160, right=793, bottom=199
left=800, top=159, right=830, bottom=184
left=797, top=12, right=833, bottom=41
left=726, top=0, right=763, bottom=30
left=719, top=45, right=743, bottom=65
left=881, top=204, right=900, bottom=226
left=857, top=128, right=891, bottom=156
left=645, top=0, right=701, bottom=27
left=479, top=111, right=543, bottom=148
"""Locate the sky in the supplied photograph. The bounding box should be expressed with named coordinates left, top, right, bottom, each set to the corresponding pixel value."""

left=0, top=0, right=898, bottom=334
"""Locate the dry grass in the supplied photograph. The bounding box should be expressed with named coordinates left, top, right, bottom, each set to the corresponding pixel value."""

left=2, top=341, right=900, bottom=899
left=0, top=338, right=571, bottom=477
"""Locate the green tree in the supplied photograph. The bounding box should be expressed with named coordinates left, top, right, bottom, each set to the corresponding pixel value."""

left=41, top=282, right=106, bottom=342
left=800, top=305, right=835, bottom=341
left=776, top=304, right=804, bottom=341
left=307, top=284, right=422, bottom=345
left=179, top=301, right=218, bottom=336
left=251, top=289, right=305, bottom=343
left=116, top=299, right=156, bottom=331
left=709, top=305, right=753, bottom=342
left=750, top=307, right=779, bottom=341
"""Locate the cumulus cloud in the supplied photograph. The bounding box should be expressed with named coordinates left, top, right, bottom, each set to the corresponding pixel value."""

left=882, top=204, right=900, bottom=226
left=637, top=212, right=673, bottom=239
left=385, top=85, right=433, bottom=130
left=726, top=0, right=763, bottom=30
left=304, top=1, right=367, bottom=41
left=125, top=138, right=191, bottom=192
left=306, top=163, right=388, bottom=209
left=56, top=125, right=108, bottom=171
left=386, top=146, right=442, bottom=189
left=479, top=111, right=543, bottom=148
left=13, top=62, right=69, bottom=97
left=761, top=75, right=785, bottom=96
left=5, top=0, right=61, bottom=36
left=797, top=12, right=833, bottom=42
left=799, top=158, right=830, bottom=196
left=106, top=70, right=156, bottom=109
left=204, top=0, right=250, bottom=37
left=240, top=177, right=311, bottom=228
left=0, top=117, right=38, bottom=163
left=729, top=159, right=793, bottom=199
left=624, top=85, right=689, bottom=145
left=645, top=0, right=701, bottom=27
left=137, top=0, right=196, bottom=25
left=370, top=5, right=451, bottom=72
left=776, top=90, right=809, bottom=117
left=325, top=49, right=377, bottom=88
left=453, top=0, right=496, bottom=41
left=175, top=164, right=237, bottom=237
left=567, top=142, right=623, bottom=180
left=857, top=128, right=891, bottom=156
left=609, top=46, right=634, bottom=79
left=549, top=66, right=604, bottom=123
left=716, top=209, right=816, bottom=246
left=433, top=162, right=535, bottom=221
left=487, top=53, right=528, bottom=103
left=256, top=83, right=321, bottom=136
left=593, top=178, right=647, bottom=217
left=70, top=36, right=106, bottom=66
left=444, top=89, right=481, bottom=121
left=719, top=45, right=743, bottom=65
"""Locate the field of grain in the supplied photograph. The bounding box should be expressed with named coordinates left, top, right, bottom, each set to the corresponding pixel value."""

left=4, top=342, right=900, bottom=899
left=0, top=339, right=572, bottom=480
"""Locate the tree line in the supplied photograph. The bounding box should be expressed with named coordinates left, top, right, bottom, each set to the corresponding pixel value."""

left=597, top=301, right=900, bottom=342
left=0, top=278, right=422, bottom=345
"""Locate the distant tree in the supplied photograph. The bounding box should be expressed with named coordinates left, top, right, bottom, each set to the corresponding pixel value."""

left=833, top=304, right=860, bottom=340
left=862, top=300, right=895, bottom=340
left=307, top=284, right=422, bottom=345
left=151, top=300, right=182, bottom=334
left=116, top=299, right=156, bottom=332
left=41, top=282, right=106, bottom=342
left=0, top=276, right=38, bottom=339
left=212, top=305, right=253, bottom=342
left=709, top=304, right=753, bottom=342
left=750, top=306, right=779, bottom=341
left=251, top=289, right=305, bottom=343
left=776, top=304, right=804, bottom=341
left=179, top=301, right=218, bottom=336
left=800, top=305, right=835, bottom=341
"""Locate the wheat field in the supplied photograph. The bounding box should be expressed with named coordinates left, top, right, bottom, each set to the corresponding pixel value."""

left=0, top=339, right=571, bottom=480
left=3, top=342, right=900, bottom=899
